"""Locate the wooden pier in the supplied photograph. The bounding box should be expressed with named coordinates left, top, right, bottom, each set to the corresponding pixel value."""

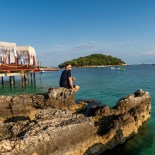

left=0, top=69, right=39, bottom=86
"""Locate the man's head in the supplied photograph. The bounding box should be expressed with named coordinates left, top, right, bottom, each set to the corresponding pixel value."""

left=65, top=64, right=72, bottom=70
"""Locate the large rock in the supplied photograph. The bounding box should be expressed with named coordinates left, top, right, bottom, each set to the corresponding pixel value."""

left=0, top=89, right=151, bottom=155
left=0, top=88, right=85, bottom=120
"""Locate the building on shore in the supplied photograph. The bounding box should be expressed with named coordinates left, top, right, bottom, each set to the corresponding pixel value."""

left=0, top=41, right=36, bottom=71
left=0, top=41, right=38, bottom=86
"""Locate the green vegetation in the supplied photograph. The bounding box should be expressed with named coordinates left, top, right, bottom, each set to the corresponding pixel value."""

left=58, top=54, right=126, bottom=68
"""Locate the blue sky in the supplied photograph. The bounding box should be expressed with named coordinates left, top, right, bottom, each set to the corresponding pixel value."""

left=0, top=0, right=155, bottom=66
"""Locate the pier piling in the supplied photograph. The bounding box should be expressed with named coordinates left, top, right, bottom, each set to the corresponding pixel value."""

left=1, top=77, right=4, bottom=85
left=9, top=76, right=15, bottom=86
left=33, top=72, right=36, bottom=84
left=0, top=71, right=36, bottom=87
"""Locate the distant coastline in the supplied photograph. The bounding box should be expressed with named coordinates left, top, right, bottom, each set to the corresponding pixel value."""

left=70, top=63, right=128, bottom=68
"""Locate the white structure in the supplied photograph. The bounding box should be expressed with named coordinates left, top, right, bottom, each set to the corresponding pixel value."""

left=16, top=46, right=36, bottom=65
left=0, top=42, right=16, bottom=64
left=0, top=41, right=36, bottom=67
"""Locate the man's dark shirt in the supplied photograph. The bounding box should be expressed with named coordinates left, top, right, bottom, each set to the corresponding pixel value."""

left=59, top=70, right=71, bottom=88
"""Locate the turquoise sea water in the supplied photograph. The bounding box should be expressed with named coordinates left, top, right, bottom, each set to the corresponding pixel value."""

left=0, top=64, right=155, bottom=155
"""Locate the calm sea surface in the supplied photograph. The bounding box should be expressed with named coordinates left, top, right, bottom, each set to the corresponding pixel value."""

left=0, top=64, right=155, bottom=155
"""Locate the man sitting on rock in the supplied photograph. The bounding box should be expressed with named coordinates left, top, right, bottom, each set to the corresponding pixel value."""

left=59, top=64, right=80, bottom=92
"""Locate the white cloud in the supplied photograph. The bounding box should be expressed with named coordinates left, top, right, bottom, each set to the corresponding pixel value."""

left=143, top=51, right=155, bottom=56
left=133, top=40, right=143, bottom=43
left=131, top=51, right=155, bottom=57
left=72, top=41, right=111, bottom=53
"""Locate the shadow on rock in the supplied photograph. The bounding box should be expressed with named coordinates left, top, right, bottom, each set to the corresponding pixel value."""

left=75, top=99, right=104, bottom=116
left=84, top=121, right=154, bottom=155
left=95, top=114, right=120, bottom=136
left=4, top=116, right=30, bottom=123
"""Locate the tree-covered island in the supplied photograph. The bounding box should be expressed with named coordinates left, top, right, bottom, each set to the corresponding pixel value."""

left=58, top=54, right=126, bottom=68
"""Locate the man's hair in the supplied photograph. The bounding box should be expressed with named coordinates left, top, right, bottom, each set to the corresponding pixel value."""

left=65, top=64, right=70, bottom=68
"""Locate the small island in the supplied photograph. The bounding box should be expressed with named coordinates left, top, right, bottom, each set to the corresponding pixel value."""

left=58, top=54, right=127, bottom=68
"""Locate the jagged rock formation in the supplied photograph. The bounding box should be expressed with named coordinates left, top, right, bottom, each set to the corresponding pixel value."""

left=0, top=87, right=86, bottom=120
left=0, top=89, right=151, bottom=155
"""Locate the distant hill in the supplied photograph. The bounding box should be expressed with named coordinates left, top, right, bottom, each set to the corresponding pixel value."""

left=58, top=54, right=126, bottom=68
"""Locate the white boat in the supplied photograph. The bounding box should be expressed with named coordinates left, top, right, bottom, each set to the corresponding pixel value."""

left=110, top=67, right=115, bottom=70
left=117, top=67, right=125, bottom=71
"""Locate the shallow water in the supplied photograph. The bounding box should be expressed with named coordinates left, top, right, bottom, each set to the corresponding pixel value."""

left=0, top=64, right=155, bottom=155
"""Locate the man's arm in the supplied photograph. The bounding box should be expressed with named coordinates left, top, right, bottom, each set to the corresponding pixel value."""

left=72, top=76, right=76, bottom=80
left=68, top=77, right=74, bottom=88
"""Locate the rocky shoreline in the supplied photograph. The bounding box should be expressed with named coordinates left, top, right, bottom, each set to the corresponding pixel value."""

left=0, top=88, right=151, bottom=155
left=71, top=64, right=128, bottom=68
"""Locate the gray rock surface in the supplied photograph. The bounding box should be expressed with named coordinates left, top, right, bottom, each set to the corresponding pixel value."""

left=0, top=88, right=151, bottom=155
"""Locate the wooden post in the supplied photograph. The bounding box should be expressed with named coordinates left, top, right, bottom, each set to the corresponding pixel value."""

left=30, top=73, right=33, bottom=80
left=21, top=74, right=25, bottom=86
left=33, top=72, right=36, bottom=84
left=8, top=53, right=10, bottom=64
left=12, top=76, right=15, bottom=85
left=3, top=56, right=6, bottom=64
left=30, top=73, right=33, bottom=84
left=24, top=73, right=28, bottom=84
left=1, top=77, right=4, bottom=85
left=9, top=76, right=15, bottom=86
left=15, top=57, right=18, bottom=66
left=28, top=52, right=30, bottom=68
left=33, top=56, right=36, bottom=66
left=9, top=76, right=11, bottom=84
